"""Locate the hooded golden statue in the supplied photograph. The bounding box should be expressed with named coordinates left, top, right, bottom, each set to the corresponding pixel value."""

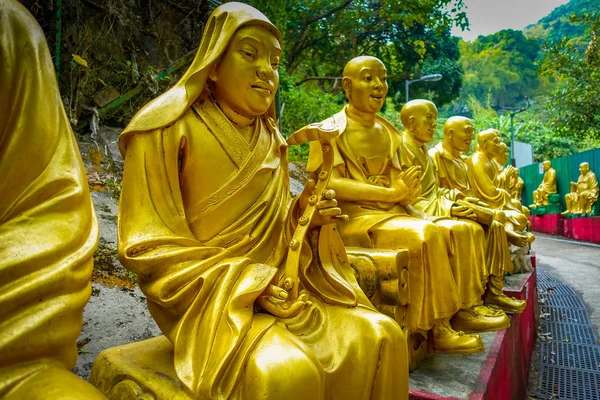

left=101, top=4, right=407, bottom=400
left=0, top=1, right=104, bottom=398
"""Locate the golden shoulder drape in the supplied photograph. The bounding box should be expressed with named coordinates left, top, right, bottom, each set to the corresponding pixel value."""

left=0, top=0, right=102, bottom=398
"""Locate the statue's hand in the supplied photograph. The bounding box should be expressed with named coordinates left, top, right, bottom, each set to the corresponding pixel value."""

left=398, top=166, right=422, bottom=203
left=299, top=179, right=349, bottom=226
left=463, top=196, right=490, bottom=208
left=257, top=286, right=312, bottom=319
left=451, top=204, right=477, bottom=220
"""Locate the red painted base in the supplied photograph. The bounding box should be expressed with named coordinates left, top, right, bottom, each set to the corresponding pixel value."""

left=409, top=270, right=538, bottom=400
left=529, top=214, right=600, bottom=244
left=529, top=214, right=561, bottom=235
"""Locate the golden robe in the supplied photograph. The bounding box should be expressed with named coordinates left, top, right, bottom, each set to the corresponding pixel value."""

left=466, top=151, right=528, bottom=229
left=532, top=167, right=557, bottom=206
left=565, top=171, right=599, bottom=214
left=307, top=109, right=466, bottom=333
left=118, top=96, right=408, bottom=399
left=0, top=1, right=103, bottom=398
left=429, top=144, right=513, bottom=278
left=399, top=135, right=488, bottom=305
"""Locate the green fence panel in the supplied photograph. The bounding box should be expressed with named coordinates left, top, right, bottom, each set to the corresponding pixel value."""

left=520, top=163, right=542, bottom=208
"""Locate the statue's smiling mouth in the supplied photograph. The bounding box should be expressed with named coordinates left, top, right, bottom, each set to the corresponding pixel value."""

left=251, top=83, right=274, bottom=95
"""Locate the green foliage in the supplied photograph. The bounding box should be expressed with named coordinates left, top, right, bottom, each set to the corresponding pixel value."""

left=249, top=0, right=469, bottom=108
left=523, top=0, right=595, bottom=45
left=540, top=12, right=600, bottom=141
left=457, top=29, right=542, bottom=109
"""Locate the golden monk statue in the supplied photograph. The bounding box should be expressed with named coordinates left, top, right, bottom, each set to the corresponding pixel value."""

left=510, top=170, right=525, bottom=201
left=0, top=1, right=105, bottom=398
left=93, top=5, right=408, bottom=400
left=430, top=116, right=533, bottom=302
left=563, top=162, right=599, bottom=215
left=531, top=160, right=557, bottom=207
left=399, top=105, right=526, bottom=315
left=466, top=129, right=531, bottom=233
left=307, top=57, right=512, bottom=360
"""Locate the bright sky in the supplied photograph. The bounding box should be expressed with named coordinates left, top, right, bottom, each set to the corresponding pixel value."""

left=451, top=0, right=570, bottom=41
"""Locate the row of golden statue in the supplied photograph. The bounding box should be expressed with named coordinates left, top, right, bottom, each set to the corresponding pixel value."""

left=530, top=160, right=598, bottom=215
left=1, top=2, right=542, bottom=399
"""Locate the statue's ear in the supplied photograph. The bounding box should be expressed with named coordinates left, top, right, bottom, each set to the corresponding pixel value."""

left=408, top=115, right=416, bottom=130
left=342, top=77, right=352, bottom=98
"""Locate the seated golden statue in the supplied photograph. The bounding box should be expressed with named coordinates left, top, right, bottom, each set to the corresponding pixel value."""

left=0, top=1, right=105, bottom=398
left=492, top=142, right=530, bottom=218
left=510, top=170, right=525, bottom=201
left=563, top=162, right=599, bottom=215
left=466, top=129, right=530, bottom=232
left=531, top=160, right=557, bottom=207
left=91, top=5, right=408, bottom=400
left=307, top=57, right=512, bottom=360
left=429, top=116, right=530, bottom=307
left=399, top=105, right=526, bottom=316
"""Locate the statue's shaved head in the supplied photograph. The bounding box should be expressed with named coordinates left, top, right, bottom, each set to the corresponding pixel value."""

left=443, top=116, right=472, bottom=137
left=400, top=99, right=437, bottom=127
left=476, top=128, right=499, bottom=147
left=343, top=56, right=385, bottom=78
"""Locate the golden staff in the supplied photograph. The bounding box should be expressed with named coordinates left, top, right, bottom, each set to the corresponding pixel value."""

left=283, top=121, right=340, bottom=300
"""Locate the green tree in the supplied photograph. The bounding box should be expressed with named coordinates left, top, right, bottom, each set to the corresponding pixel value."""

left=540, top=13, right=600, bottom=141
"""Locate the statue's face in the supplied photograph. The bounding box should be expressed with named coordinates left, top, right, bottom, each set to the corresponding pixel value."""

left=580, top=164, right=589, bottom=174
left=346, top=58, right=388, bottom=114
left=496, top=144, right=509, bottom=164
left=484, top=133, right=502, bottom=157
left=409, top=103, right=438, bottom=144
left=210, top=25, right=281, bottom=119
left=449, top=120, right=474, bottom=152
left=543, top=161, right=551, bottom=171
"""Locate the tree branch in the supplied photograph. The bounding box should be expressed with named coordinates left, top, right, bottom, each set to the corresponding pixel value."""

left=304, top=0, right=353, bottom=26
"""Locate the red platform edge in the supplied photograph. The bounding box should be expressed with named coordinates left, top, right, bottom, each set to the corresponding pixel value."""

left=409, top=269, right=538, bottom=400
left=529, top=214, right=600, bottom=244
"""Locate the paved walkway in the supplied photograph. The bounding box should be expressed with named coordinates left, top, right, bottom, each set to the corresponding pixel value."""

left=532, top=234, right=600, bottom=399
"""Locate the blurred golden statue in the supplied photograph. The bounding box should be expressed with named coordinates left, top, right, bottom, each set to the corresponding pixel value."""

left=466, top=129, right=530, bottom=232
left=492, top=142, right=529, bottom=216
left=91, top=5, right=408, bottom=400
left=563, top=162, right=599, bottom=215
left=400, top=105, right=525, bottom=315
left=307, top=57, right=514, bottom=362
left=0, top=1, right=104, bottom=399
left=531, top=160, right=557, bottom=207
left=510, top=170, right=525, bottom=201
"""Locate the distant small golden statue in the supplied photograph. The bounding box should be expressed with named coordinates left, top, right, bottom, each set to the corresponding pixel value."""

left=562, top=162, right=599, bottom=215
left=531, top=160, right=557, bottom=207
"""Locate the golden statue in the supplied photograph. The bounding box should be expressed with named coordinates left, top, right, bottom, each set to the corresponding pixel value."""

left=91, top=5, right=408, bottom=400
left=510, top=170, right=525, bottom=201
left=399, top=105, right=526, bottom=315
left=430, top=116, right=531, bottom=304
left=466, top=129, right=531, bottom=233
left=531, top=160, right=557, bottom=207
left=0, top=1, right=105, bottom=398
left=307, top=57, right=512, bottom=361
left=563, top=162, right=599, bottom=215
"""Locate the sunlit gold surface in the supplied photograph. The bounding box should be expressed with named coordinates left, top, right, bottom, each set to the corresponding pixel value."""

left=430, top=116, right=526, bottom=314
left=0, top=1, right=104, bottom=398
left=307, top=58, right=505, bottom=360
left=466, top=129, right=530, bottom=231
left=532, top=160, right=558, bottom=207
left=563, top=162, right=599, bottom=215
left=91, top=5, right=408, bottom=399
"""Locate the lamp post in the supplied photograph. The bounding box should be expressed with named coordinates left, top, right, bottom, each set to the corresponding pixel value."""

left=405, top=74, right=443, bottom=103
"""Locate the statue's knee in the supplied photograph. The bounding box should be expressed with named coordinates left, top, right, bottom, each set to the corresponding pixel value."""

left=243, top=329, right=323, bottom=400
